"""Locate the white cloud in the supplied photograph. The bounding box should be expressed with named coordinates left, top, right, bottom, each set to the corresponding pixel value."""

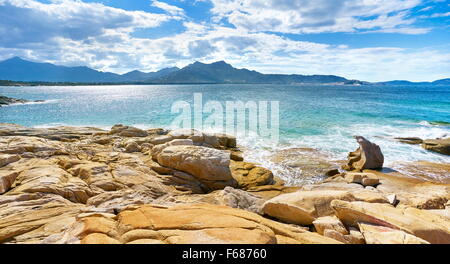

left=151, top=0, right=185, bottom=16
left=208, top=0, right=429, bottom=34
left=0, top=0, right=173, bottom=46
left=431, top=12, right=450, bottom=17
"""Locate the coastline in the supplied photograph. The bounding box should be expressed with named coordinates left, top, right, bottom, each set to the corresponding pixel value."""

left=0, top=123, right=449, bottom=244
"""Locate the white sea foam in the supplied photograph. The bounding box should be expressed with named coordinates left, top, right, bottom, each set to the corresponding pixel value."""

left=236, top=121, right=450, bottom=185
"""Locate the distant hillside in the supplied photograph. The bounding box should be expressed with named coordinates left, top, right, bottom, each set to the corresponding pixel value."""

left=0, top=57, right=178, bottom=83
left=149, top=61, right=352, bottom=84
left=121, top=67, right=179, bottom=82
left=432, top=78, right=450, bottom=85
left=0, top=57, right=448, bottom=85
left=377, top=79, right=450, bottom=85
left=0, top=57, right=123, bottom=83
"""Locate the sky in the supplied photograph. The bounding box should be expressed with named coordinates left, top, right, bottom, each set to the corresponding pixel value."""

left=0, top=0, right=449, bottom=82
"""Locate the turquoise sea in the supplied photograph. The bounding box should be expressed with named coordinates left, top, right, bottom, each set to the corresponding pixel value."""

left=1, top=84, right=449, bottom=184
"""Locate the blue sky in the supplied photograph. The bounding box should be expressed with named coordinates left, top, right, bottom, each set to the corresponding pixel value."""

left=0, top=0, right=449, bottom=81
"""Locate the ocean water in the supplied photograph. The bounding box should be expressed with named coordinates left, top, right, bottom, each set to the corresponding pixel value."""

left=1, top=84, right=449, bottom=184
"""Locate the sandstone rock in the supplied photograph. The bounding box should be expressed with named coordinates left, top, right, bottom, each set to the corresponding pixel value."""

left=347, top=227, right=365, bottom=244
left=364, top=169, right=450, bottom=209
left=156, top=145, right=237, bottom=190
left=313, top=216, right=348, bottom=235
left=358, top=223, right=429, bottom=244
left=151, top=139, right=193, bottom=160
left=344, top=172, right=379, bottom=186
left=213, top=187, right=265, bottom=214
left=7, top=162, right=96, bottom=203
left=422, top=137, right=450, bottom=155
left=91, top=136, right=113, bottom=145
left=0, top=136, right=65, bottom=155
left=0, top=193, right=85, bottom=243
left=124, top=141, right=141, bottom=153
left=386, top=194, right=398, bottom=206
left=323, top=229, right=363, bottom=244
left=247, top=185, right=300, bottom=200
left=230, top=151, right=244, bottom=161
left=395, top=137, right=423, bottom=145
left=149, top=135, right=173, bottom=145
left=361, top=177, right=380, bottom=187
left=54, top=203, right=340, bottom=244
left=427, top=209, right=450, bottom=220
left=0, top=124, right=104, bottom=141
left=262, top=187, right=390, bottom=226
left=0, top=154, right=20, bottom=168
left=60, top=159, right=124, bottom=192
left=343, top=136, right=384, bottom=171
left=230, top=161, right=274, bottom=189
left=109, top=124, right=148, bottom=137
left=262, top=190, right=355, bottom=225
left=0, top=170, right=19, bottom=194
left=331, top=200, right=450, bottom=244
left=168, top=129, right=204, bottom=143
left=86, top=189, right=163, bottom=212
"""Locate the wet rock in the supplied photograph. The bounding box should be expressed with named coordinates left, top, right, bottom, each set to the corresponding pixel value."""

left=343, top=136, right=384, bottom=171
left=230, top=161, right=274, bottom=189
left=422, top=137, right=450, bottom=155
left=394, top=137, right=423, bottom=145
left=325, top=169, right=340, bottom=177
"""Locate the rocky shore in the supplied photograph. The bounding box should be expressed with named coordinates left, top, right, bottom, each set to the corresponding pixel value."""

left=0, top=123, right=449, bottom=244
left=0, top=95, right=43, bottom=107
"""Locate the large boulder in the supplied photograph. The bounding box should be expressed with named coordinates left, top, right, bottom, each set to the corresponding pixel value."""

left=331, top=200, right=450, bottom=244
left=343, top=136, right=384, bottom=171
left=155, top=145, right=237, bottom=190
left=262, top=190, right=355, bottom=225
left=230, top=161, right=274, bottom=189
left=262, top=189, right=389, bottom=225
left=422, top=137, right=450, bottom=155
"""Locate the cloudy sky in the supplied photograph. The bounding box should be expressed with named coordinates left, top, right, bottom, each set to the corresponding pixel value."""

left=0, top=0, right=449, bottom=81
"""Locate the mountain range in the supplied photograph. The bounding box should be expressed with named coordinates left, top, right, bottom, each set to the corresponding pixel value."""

left=0, top=57, right=448, bottom=85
